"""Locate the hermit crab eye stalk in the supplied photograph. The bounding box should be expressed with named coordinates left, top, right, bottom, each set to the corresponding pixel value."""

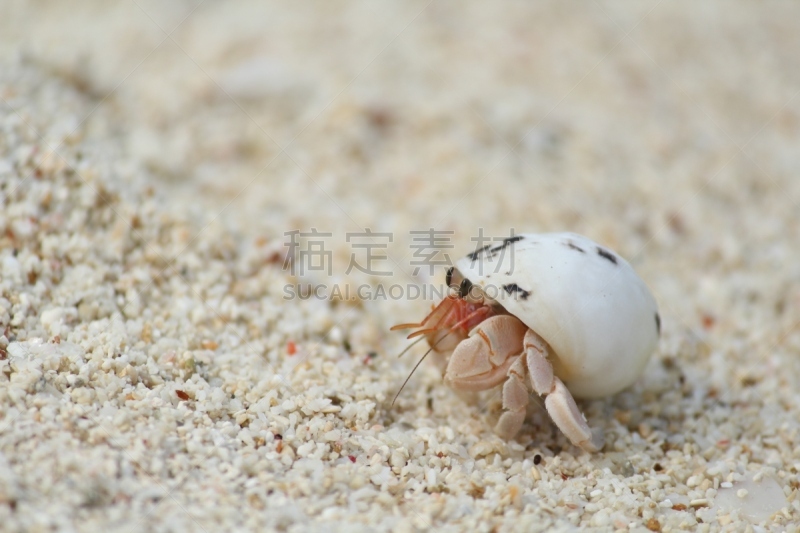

left=445, top=266, right=455, bottom=288
left=458, top=278, right=472, bottom=298
left=456, top=276, right=489, bottom=304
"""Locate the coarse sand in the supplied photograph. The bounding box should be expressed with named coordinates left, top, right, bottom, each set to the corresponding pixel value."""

left=1, top=1, right=800, bottom=531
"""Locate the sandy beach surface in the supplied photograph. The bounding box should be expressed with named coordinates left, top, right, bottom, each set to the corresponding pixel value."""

left=1, top=1, right=800, bottom=531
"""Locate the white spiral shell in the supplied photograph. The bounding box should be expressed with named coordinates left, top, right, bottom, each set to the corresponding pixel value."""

left=454, top=232, right=659, bottom=399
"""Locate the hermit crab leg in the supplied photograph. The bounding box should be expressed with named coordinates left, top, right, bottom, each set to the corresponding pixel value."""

left=523, top=330, right=603, bottom=452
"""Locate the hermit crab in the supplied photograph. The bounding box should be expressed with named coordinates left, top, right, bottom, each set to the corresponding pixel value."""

left=392, top=232, right=659, bottom=452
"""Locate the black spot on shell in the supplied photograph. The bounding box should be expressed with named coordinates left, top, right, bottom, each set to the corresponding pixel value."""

left=596, top=247, right=618, bottom=264
left=467, top=245, right=491, bottom=261
left=502, top=283, right=530, bottom=300
left=566, top=242, right=585, bottom=253
left=655, top=312, right=661, bottom=335
left=488, top=234, right=525, bottom=255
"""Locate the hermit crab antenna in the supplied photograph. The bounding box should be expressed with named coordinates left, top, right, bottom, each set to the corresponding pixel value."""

left=391, top=345, right=434, bottom=407
left=391, top=326, right=464, bottom=405
left=395, top=335, right=426, bottom=359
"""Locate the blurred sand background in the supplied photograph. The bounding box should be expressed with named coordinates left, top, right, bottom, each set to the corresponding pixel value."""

left=1, top=1, right=800, bottom=531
